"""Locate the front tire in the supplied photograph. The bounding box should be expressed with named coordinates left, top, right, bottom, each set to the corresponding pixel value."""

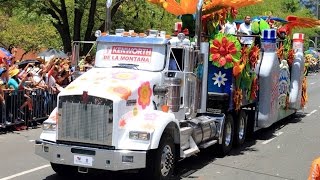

left=145, top=133, right=176, bottom=180
left=218, top=114, right=234, bottom=155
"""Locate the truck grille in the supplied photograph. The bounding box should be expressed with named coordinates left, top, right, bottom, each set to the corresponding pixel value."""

left=57, top=95, right=113, bottom=146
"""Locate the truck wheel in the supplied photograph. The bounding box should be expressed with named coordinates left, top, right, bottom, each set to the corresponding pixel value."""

left=218, top=114, right=234, bottom=155
left=145, top=133, right=175, bottom=180
left=234, top=110, right=247, bottom=146
left=51, top=163, right=76, bottom=176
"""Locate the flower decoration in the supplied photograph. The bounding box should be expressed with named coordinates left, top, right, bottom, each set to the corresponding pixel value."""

left=147, top=0, right=197, bottom=16
left=112, top=72, right=138, bottom=80
left=277, top=45, right=284, bottom=60
left=218, top=8, right=228, bottom=24
left=119, top=118, right=127, bottom=128
left=138, top=82, right=152, bottom=109
left=301, top=76, right=308, bottom=108
left=233, top=46, right=249, bottom=77
left=233, top=88, right=243, bottom=111
left=250, top=77, right=258, bottom=100
left=249, top=46, right=260, bottom=68
left=65, top=85, right=77, bottom=91
left=287, top=49, right=295, bottom=67
left=133, top=106, right=138, bottom=116
left=108, top=86, right=132, bottom=100
left=212, top=71, right=228, bottom=87
left=203, top=0, right=262, bottom=15
left=230, top=8, right=238, bottom=20
left=210, top=33, right=241, bottom=69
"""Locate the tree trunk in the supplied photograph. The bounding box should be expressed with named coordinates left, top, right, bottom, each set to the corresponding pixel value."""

left=46, top=0, right=72, bottom=53
left=73, top=0, right=85, bottom=42
left=60, top=0, right=72, bottom=53
left=81, top=0, right=97, bottom=56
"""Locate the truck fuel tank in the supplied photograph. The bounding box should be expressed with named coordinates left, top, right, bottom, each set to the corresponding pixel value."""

left=188, top=116, right=218, bottom=145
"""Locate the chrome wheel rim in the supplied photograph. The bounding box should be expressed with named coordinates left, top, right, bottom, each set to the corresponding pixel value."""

left=239, top=115, right=245, bottom=140
left=225, top=121, right=232, bottom=146
left=160, top=145, right=174, bottom=177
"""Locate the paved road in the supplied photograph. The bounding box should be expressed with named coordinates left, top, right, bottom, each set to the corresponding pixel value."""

left=0, top=73, right=319, bottom=180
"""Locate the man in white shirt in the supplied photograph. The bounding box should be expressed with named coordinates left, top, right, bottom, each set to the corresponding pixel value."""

left=238, top=16, right=254, bottom=46
left=223, top=21, right=237, bottom=35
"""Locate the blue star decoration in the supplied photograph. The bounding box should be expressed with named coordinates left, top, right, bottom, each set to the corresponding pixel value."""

left=208, top=63, right=233, bottom=95
left=212, top=71, right=228, bottom=87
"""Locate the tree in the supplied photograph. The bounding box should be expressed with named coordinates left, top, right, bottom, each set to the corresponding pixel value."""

left=300, top=0, right=318, bottom=16
left=0, top=9, right=61, bottom=58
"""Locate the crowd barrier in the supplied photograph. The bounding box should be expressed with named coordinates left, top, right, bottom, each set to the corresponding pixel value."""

left=0, top=88, right=57, bottom=130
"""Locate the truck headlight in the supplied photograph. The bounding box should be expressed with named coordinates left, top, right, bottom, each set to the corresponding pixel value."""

left=42, top=123, right=56, bottom=131
left=129, top=131, right=150, bottom=141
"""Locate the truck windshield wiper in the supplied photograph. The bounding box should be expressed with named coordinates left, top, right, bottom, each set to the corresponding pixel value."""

left=112, top=63, right=139, bottom=70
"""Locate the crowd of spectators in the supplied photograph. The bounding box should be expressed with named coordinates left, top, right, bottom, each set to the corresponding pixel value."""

left=0, top=46, right=95, bottom=131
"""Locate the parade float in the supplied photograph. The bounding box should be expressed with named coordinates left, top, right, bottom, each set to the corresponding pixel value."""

left=35, top=0, right=319, bottom=179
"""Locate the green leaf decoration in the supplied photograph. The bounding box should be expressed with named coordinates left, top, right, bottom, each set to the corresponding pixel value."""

left=259, top=19, right=270, bottom=31
left=209, top=33, right=242, bottom=69
left=252, top=21, right=260, bottom=34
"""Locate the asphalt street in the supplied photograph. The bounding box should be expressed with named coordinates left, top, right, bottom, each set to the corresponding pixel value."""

left=0, top=73, right=320, bottom=180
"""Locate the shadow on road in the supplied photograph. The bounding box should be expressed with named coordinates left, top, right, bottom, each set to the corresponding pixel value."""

left=253, top=112, right=304, bottom=142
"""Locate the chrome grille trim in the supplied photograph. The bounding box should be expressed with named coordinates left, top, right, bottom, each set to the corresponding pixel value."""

left=57, top=95, right=113, bottom=146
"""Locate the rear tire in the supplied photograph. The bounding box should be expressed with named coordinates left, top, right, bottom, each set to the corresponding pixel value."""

left=51, top=163, right=77, bottom=176
left=234, top=110, right=247, bottom=146
left=218, top=114, right=234, bottom=155
left=145, top=133, right=176, bottom=180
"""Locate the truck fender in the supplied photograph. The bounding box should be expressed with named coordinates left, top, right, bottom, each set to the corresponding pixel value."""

left=149, top=119, right=180, bottom=150
left=116, top=110, right=180, bottom=151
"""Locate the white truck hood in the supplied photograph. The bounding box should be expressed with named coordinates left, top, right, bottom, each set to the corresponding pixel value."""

left=60, top=68, right=161, bottom=102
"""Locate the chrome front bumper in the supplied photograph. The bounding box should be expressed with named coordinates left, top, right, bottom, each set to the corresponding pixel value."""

left=35, top=140, right=146, bottom=171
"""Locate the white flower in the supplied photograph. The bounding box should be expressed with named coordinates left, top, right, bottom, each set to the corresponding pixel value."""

left=212, top=71, right=228, bottom=87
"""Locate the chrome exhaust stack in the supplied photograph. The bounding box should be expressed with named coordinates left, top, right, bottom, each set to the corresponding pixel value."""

left=194, top=0, right=204, bottom=50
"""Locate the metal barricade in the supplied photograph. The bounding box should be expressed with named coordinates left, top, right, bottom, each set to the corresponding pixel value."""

left=0, top=89, right=57, bottom=130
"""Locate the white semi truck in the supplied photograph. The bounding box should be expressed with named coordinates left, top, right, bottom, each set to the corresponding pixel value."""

left=35, top=2, right=306, bottom=180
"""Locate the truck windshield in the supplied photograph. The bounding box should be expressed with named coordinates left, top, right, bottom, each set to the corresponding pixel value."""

left=95, top=42, right=166, bottom=71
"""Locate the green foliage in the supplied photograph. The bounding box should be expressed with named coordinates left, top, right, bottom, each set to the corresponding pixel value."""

left=237, top=0, right=318, bottom=39
left=112, top=0, right=176, bottom=34
left=0, top=1, right=62, bottom=52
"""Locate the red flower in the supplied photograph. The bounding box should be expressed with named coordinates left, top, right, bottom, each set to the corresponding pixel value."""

left=287, top=49, right=295, bottom=67
left=249, top=46, right=260, bottom=68
left=119, top=118, right=126, bottom=128
left=250, top=77, right=259, bottom=100
left=210, top=37, right=238, bottom=67
left=230, top=8, right=238, bottom=19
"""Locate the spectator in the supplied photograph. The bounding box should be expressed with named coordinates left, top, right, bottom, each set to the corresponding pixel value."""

left=223, top=21, right=237, bottom=35
left=0, top=68, right=7, bottom=127
left=238, top=16, right=254, bottom=46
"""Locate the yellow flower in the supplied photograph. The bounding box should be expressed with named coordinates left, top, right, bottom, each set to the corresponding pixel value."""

left=138, top=82, right=152, bottom=109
